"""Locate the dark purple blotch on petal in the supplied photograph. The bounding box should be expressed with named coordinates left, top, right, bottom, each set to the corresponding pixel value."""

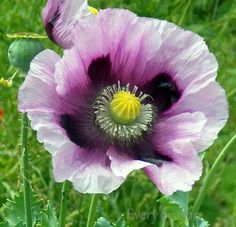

left=60, top=112, right=110, bottom=150
left=60, top=114, right=86, bottom=147
left=116, top=135, right=172, bottom=166
left=88, top=55, right=113, bottom=88
left=144, top=73, right=181, bottom=112
left=60, top=113, right=99, bottom=149
left=61, top=113, right=172, bottom=166
left=132, top=138, right=172, bottom=166
left=45, top=8, right=61, bottom=43
left=139, top=153, right=172, bottom=166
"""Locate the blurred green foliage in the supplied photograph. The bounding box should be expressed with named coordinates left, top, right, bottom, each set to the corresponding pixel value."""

left=0, top=0, right=236, bottom=226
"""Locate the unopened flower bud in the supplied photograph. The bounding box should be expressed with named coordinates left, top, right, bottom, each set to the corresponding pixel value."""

left=8, top=37, right=44, bottom=73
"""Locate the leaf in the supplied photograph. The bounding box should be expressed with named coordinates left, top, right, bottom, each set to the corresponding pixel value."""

left=40, top=201, right=58, bottom=227
left=158, top=191, right=189, bottom=227
left=94, top=216, right=128, bottom=227
left=4, top=191, right=41, bottom=227
left=94, top=217, right=112, bottom=227
left=114, top=215, right=127, bottom=227
left=193, top=216, right=209, bottom=227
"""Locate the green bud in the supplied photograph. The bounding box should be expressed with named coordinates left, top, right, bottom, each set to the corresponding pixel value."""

left=8, top=38, right=44, bottom=73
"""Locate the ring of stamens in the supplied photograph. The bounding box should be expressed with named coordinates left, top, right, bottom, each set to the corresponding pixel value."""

left=93, top=82, right=156, bottom=145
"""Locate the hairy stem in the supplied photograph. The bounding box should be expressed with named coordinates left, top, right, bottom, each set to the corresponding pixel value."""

left=21, top=112, right=32, bottom=227
left=59, top=181, right=70, bottom=227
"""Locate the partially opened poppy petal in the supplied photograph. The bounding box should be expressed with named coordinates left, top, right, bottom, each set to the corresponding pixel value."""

left=42, top=0, right=91, bottom=48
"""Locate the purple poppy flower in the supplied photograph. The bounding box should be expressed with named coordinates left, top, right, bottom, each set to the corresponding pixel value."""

left=19, top=8, right=228, bottom=195
left=42, top=0, right=98, bottom=48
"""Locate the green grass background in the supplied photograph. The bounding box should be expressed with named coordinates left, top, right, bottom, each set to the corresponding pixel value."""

left=0, top=0, right=236, bottom=226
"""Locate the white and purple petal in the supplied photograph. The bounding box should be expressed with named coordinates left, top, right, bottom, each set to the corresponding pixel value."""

left=140, top=18, right=228, bottom=151
left=42, top=0, right=92, bottom=48
left=18, top=50, right=75, bottom=155
left=71, top=9, right=163, bottom=87
left=145, top=146, right=202, bottom=195
left=107, top=147, right=152, bottom=179
left=18, top=49, right=124, bottom=194
left=144, top=112, right=206, bottom=195
left=168, top=81, right=228, bottom=152
left=141, top=18, right=218, bottom=89
left=19, top=49, right=62, bottom=113
left=53, top=147, right=124, bottom=194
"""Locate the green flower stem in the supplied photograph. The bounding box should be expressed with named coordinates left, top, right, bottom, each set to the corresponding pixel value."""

left=159, top=208, right=167, bottom=227
left=86, top=194, right=99, bottom=227
left=228, top=88, right=236, bottom=99
left=192, top=134, right=236, bottom=214
left=21, top=112, right=32, bottom=227
left=59, top=181, right=70, bottom=227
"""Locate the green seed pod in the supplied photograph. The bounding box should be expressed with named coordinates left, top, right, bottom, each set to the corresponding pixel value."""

left=8, top=38, right=44, bottom=73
